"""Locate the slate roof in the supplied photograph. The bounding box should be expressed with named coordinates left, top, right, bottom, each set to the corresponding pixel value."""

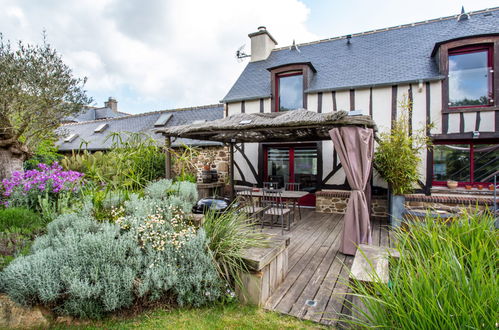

left=222, top=7, right=499, bottom=102
left=65, top=106, right=129, bottom=122
left=56, top=104, right=224, bottom=151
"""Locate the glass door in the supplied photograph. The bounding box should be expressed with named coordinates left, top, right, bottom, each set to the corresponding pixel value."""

left=265, top=145, right=318, bottom=206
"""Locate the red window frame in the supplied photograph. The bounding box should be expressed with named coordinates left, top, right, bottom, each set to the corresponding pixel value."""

left=431, top=140, right=498, bottom=186
left=448, top=44, right=494, bottom=109
left=275, top=71, right=303, bottom=112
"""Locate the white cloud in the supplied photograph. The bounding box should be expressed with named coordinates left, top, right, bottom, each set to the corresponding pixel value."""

left=0, top=0, right=318, bottom=113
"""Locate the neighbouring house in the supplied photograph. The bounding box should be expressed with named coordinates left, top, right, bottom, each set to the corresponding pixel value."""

left=56, top=103, right=229, bottom=181
left=62, top=97, right=129, bottom=123
left=221, top=7, right=499, bottom=212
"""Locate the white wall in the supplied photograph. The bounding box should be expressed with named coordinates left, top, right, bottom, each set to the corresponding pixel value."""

left=335, top=90, right=350, bottom=111
left=355, top=88, right=370, bottom=115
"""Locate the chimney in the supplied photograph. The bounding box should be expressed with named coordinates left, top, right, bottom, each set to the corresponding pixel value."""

left=248, top=26, right=277, bottom=62
left=104, top=97, right=118, bottom=113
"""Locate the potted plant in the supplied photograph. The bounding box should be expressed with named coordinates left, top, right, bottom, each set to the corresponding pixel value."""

left=374, top=99, right=432, bottom=227
left=447, top=180, right=458, bottom=189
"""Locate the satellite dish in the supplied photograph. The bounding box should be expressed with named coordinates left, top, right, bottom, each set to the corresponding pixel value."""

left=236, top=44, right=250, bottom=62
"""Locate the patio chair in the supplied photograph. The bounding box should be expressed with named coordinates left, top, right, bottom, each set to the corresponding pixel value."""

left=234, top=186, right=266, bottom=225
left=285, top=182, right=302, bottom=221
left=261, top=188, right=292, bottom=235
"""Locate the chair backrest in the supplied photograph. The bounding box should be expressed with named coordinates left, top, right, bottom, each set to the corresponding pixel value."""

left=285, top=182, right=301, bottom=191
left=235, top=186, right=255, bottom=212
left=261, top=188, right=284, bottom=215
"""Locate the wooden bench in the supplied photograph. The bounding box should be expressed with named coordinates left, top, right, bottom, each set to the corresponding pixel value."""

left=350, top=244, right=400, bottom=284
left=236, top=236, right=290, bottom=306
left=347, top=244, right=400, bottom=322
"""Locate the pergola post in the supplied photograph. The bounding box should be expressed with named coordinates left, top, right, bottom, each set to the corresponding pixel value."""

left=229, top=140, right=235, bottom=199
left=165, top=136, right=172, bottom=179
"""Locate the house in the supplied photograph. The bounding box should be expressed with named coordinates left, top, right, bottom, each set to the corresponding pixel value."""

left=222, top=7, right=499, bottom=210
left=57, top=103, right=228, bottom=180
left=62, top=97, right=129, bottom=123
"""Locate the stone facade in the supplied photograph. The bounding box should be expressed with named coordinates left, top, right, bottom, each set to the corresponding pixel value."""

left=172, top=146, right=229, bottom=184
left=316, top=190, right=388, bottom=218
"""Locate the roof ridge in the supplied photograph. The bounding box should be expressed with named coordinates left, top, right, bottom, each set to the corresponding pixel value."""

left=61, top=103, right=223, bottom=127
left=273, top=7, right=499, bottom=51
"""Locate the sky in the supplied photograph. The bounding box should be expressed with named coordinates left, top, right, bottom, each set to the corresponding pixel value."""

left=0, top=0, right=497, bottom=114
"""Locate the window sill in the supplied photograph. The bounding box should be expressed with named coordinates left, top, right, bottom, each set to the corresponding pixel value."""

left=442, top=106, right=499, bottom=113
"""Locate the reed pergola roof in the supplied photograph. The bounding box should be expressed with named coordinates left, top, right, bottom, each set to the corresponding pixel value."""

left=156, top=109, right=376, bottom=143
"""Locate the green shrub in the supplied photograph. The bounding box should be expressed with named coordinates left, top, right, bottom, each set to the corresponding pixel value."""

left=374, top=99, right=431, bottom=195
left=0, top=185, right=222, bottom=318
left=61, top=132, right=165, bottom=191
left=0, top=207, right=44, bottom=233
left=345, top=211, right=498, bottom=329
left=0, top=208, right=44, bottom=270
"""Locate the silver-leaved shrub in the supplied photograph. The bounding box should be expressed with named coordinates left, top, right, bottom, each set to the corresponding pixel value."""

left=0, top=181, right=220, bottom=319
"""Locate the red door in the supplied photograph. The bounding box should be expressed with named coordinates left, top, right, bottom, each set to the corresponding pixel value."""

left=264, top=146, right=318, bottom=206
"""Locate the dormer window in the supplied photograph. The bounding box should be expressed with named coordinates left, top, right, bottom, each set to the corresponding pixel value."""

left=448, top=45, right=493, bottom=108
left=268, top=62, right=315, bottom=112
left=277, top=72, right=303, bottom=111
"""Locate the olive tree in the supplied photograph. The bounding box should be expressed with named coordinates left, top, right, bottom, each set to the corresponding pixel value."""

left=0, top=33, right=92, bottom=179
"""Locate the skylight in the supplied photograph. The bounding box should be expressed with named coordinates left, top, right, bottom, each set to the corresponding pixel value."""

left=64, top=133, right=78, bottom=143
left=94, top=123, right=109, bottom=133
left=192, top=119, right=207, bottom=124
left=154, top=113, right=173, bottom=127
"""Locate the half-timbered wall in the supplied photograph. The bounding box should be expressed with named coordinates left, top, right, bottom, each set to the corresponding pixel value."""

left=226, top=79, right=498, bottom=190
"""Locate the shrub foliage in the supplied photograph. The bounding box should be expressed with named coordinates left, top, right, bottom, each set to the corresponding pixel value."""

left=0, top=181, right=222, bottom=318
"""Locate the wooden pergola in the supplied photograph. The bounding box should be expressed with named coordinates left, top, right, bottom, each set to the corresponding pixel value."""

left=156, top=109, right=377, bottom=195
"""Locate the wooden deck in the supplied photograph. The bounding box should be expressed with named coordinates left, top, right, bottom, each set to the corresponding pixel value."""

left=262, top=209, right=391, bottom=327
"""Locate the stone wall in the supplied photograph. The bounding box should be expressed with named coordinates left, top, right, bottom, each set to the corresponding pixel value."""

left=316, top=190, right=388, bottom=218
left=403, top=194, right=494, bottom=213
left=172, top=146, right=229, bottom=184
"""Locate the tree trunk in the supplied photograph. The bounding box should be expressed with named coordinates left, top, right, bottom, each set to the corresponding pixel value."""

left=0, top=148, right=24, bottom=180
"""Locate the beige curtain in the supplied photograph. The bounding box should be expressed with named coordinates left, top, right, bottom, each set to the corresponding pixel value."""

left=329, top=126, right=373, bottom=256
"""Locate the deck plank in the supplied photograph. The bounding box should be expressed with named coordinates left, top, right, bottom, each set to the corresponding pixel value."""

left=263, top=211, right=391, bottom=326
left=275, top=219, right=343, bottom=315
left=264, top=216, right=339, bottom=310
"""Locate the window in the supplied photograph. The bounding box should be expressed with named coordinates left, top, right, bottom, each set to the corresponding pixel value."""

left=448, top=45, right=493, bottom=108
left=432, top=142, right=499, bottom=185
left=276, top=72, right=303, bottom=111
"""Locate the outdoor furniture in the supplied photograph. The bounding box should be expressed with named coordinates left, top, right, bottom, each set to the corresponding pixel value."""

left=235, top=186, right=307, bottom=224
left=285, top=182, right=302, bottom=220
left=234, top=186, right=266, bottom=225
left=261, top=188, right=292, bottom=234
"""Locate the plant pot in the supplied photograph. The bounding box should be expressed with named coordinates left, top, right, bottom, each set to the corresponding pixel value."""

left=477, top=184, right=483, bottom=190
left=201, top=170, right=212, bottom=183
left=389, top=194, right=406, bottom=228
left=465, top=185, right=472, bottom=190
left=447, top=180, right=458, bottom=189
left=489, top=184, right=495, bottom=191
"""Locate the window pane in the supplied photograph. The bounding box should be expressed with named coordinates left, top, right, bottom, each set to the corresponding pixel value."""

left=279, top=74, right=303, bottom=111
left=267, top=148, right=289, bottom=188
left=294, top=148, right=317, bottom=191
left=474, top=144, right=499, bottom=183
left=449, top=50, right=490, bottom=107
left=433, top=144, right=470, bottom=182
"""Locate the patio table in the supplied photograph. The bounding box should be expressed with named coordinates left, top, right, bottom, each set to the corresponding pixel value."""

left=235, top=186, right=308, bottom=222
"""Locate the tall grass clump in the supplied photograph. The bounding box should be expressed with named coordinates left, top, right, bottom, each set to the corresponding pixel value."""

left=203, top=207, right=269, bottom=289
left=345, top=210, right=498, bottom=329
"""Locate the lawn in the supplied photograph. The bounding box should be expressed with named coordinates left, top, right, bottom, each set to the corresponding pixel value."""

left=54, top=304, right=324, bottom=329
